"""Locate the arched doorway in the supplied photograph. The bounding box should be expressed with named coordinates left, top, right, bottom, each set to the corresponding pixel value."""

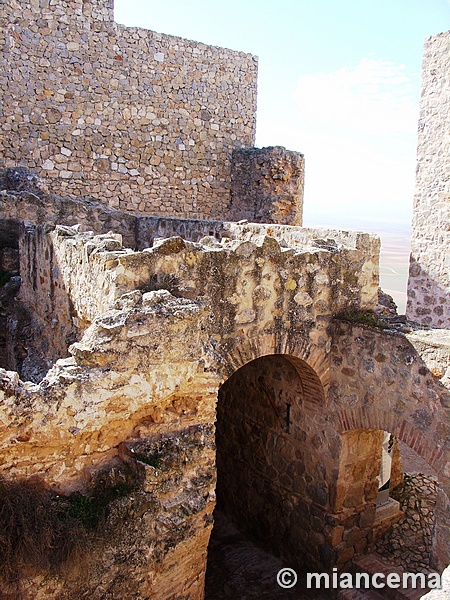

left=336, top=428, right=450, bottom=574
left=207, top=353, right=330, bottom=582
left=375, top=440, right=445, bottom=572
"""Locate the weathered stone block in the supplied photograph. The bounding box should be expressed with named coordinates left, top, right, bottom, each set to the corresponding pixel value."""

left=229, top=146, right=304, bottom=225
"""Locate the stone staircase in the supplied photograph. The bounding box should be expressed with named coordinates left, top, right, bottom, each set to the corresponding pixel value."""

left=338, top=554, right=431, bottom=600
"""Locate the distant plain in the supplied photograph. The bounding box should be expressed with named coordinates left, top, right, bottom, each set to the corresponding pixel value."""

left=378, top=223, right=411, bottom=315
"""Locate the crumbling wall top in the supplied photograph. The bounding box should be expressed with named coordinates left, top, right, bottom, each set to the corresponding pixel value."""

left=6, top=0, right=114, bottom=25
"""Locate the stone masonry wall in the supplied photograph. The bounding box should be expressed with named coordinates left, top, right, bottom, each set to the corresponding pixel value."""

left=0, top=225, right=450, bottom=595
left=0, top=298, right=219, bottom=600
left=407, top=31, right=450, bottom=326
left=54, top=229, right=378, bottom=344
left=330, top=321, right=450, bottom=570
left=376, top=474, right=438, bottom=571
left=14, top=223, right=79, bottom=381
left=0, top=184, right=380, bottom=387
left=229, top=146, right=305, bottom=225
left=0, top=226, right=380, bottom=483
left=0, top=0, right=258, bottom=218
left=0, top=183, right=380, bottom=270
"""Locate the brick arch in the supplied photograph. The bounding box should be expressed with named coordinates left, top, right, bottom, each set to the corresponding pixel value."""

left=206, top=331, right=330, bottom=400
left=282, top=355, right=326, bottom=405
left=337, top=407, right=447, bottom=483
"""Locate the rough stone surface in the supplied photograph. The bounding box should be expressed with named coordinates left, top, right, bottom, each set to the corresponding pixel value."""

left=205, top=511, right=330, bottom=599
left=216, top=355, right=328, bottom=571
left=330, top=321, right=450, bottom=572
left=0, top=182, right=381, bottom=263
left=0, top=5, right=449, bottom=597
left=407, top=31, right=450, bottom=327
left=0, top=187, right=382, bottom=383
left=375, top=474, right=438, bottom=571
left=229, top=146, right=305, bottom=225
left=0, top=0, right=257, bottom=219
left=0, top=217, right=449, bottom=596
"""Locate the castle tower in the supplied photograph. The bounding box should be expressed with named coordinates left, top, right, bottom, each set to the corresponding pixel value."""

left=407, top=31, right=450, bottom=327
left=0, top=0, right=258, bottom=219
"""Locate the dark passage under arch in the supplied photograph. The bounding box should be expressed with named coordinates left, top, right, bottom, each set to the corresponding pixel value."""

left=207, top=354, right=328, bottom=580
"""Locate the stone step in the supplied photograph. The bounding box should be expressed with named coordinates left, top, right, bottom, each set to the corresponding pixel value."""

left=352, top=554, right=431, bottom=600
left=338, top=588, right=386, bottom=600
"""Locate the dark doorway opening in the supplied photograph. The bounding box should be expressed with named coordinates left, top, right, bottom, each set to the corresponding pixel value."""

left=205, top=354, right=331, bottom=599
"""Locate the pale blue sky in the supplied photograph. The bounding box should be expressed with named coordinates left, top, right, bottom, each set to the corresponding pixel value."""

left=113, top=0, right=449, bottom=231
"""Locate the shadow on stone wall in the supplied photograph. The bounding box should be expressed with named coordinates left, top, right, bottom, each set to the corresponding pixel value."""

left=407, top=256, right=450, bottom=328
left=330, top=319, right=450, bottom=571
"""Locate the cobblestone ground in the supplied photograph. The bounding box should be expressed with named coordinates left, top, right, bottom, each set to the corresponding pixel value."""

left=205, top=510, right=333, bottom=600
left=375, top=442, right=439, bottom=571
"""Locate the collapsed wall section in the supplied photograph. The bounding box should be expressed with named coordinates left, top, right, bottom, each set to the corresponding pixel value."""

left=0, top=225, right=381, bottom=594
left=0, top=0, right=257, bottom=219
left=13, top=223, right=78, bottom=381
left=0, top=185, right=380, bottom=386
left=0, top=291, right=219, bottom=599
left=407, top=31, right=450, bottom=327
left=0, top=221, right=449, bottom=595
left=0, top=180, right=377, bottom=273
left=230, top=146, right=305, bottom=225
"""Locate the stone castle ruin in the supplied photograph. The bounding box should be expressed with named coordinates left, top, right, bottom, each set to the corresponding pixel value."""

left=0, top=1, right=449, bottom=598
left=407, top=32, right=450, bottom=329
